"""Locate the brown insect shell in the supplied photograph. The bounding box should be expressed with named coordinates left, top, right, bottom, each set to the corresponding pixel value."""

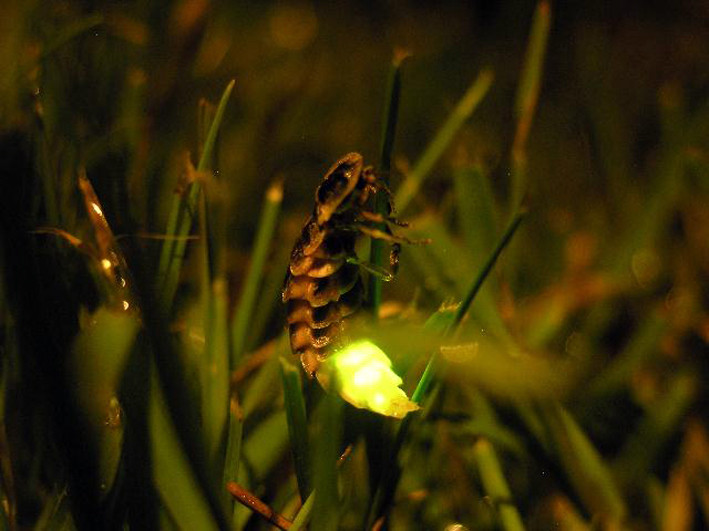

left=289, top=321, right=340, bottom=350
left=289, top=222, right=356, bottom=277
left=314, top=152, right=364, bottom=225
left=282, top=262, right=359, bottom=307
left=286, top=280, right=363, bottom=329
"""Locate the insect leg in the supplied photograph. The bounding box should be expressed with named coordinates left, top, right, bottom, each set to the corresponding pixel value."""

left=355, top=224, right=431, bottom=247
left=358, top=210, right=409, bottom=228
left=345, top=256, right=394, bottom=281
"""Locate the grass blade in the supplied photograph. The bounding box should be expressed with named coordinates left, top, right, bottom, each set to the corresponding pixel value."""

left=614, top=373, right=696, bottom=486
left=453, top=165, right=498, bottom=262
left=369, top=50, right=407, bottom=316
left=473, top=439, right=526, bottom=531
left=395, top=69, right=493, bottom=213
left=280, top=358, right=311, bottom=500
left=369, top=211, right=525, bottom=525
left=125, top=240, right=230, bottom=530
left=222, top=396, right=243, bottom=502
left=510, top=0, right=551, bottom=215
left=157, top=80, right=235, bottom=310
left=413, top=210, right=525, bottom=405
left=230, top=179, right=283, bottom=365
left=150, top=379, right=220, bottom=531
left=202, top=278, right=230, bottom=468
left=541, top=402, right=626, bottom=523
left=310, top=393, right=342, bottom=531
left=289, top=491, right=315, bottom=531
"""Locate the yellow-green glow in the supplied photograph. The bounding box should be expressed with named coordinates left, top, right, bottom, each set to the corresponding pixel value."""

left=317, top=339, right=419, bottom=419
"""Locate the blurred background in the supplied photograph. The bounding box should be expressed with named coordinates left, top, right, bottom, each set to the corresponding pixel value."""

left=1, top=0, right=709, bottom=529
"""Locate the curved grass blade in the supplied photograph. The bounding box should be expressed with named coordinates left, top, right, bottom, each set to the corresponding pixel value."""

left=413, top=210, right=526, bottom=404
left=368, top=211, right=526, bottom=527
left=157, top=80, right=235, bottom=310
left=394, top=69, right=493, bottom=213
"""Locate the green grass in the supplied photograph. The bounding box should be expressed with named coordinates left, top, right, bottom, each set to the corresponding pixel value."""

left=1, top=1, right=708, bottom=530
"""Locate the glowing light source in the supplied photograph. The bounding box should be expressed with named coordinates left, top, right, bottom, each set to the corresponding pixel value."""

left=101, top=258, right=112, bottom=270
left=316, top=339, right=419, bottom=419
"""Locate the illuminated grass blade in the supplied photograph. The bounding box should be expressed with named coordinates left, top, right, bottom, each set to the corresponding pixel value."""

left=369, top=50, right=407, bottom=316
left=280, top=358, right=311, bottom=499
left=473, top=439, right=526, bottom=531
left=413, top=210, right=526, bottom=404
left=230, top=179, right=283, bottom=365
left=289, top=491, right=315, bottom=531
left=157, top=79, right=235, bottom=310
left=510, top=0, right=551, bottom=215
left=369, top=211, right=525, bottom=526
left=395, top=69, right=494, bottom=213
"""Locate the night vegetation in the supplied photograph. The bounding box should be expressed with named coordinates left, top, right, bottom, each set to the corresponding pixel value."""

left=1, top=1, right=708, bottom=529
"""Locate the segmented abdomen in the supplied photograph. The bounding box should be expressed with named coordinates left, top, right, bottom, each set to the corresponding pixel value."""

left=282, top=217, right=363, bottom=375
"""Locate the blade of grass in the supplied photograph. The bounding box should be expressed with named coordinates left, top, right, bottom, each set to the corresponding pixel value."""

left=288, top=491, right=315, bottom=531
left=230, top=179, right=283, bottom=365
left=453, top=165, right=498, bottom=262
left=157, top=79, right=235, bottom=310
left=245, top=241, right=291, bottom=353
left=408, top=214, right=519, bottom=354
left=33, top=488, right=74, bottom=531
left=202, top=278, right=230, bottom=468
left=368, top=50, right=407, bottom=316
left=412, top=210, right=526, bottom=405
left=473, top=439, right=526, bottom=531
left=368, top=211, right=525, bottom=526
left=310, top=393, right=342, bottom=531
left=125, top=239, right=230, bottom=530
left=395, top=69, right=494, bottom=213
left=241, top=411, right=290, bottom=483
left=614, top=372, right=696, bottom=486
left=510, top=0, right=551, bottom=216
left=222, top=395, right=243, bottom=504
left=225, top=341, right=284, bottom=516
left=540, top=402, right=626, bottom=523
left=280, top=358, right=311, bottom=500
left=150, top=378, right=220, bottom=531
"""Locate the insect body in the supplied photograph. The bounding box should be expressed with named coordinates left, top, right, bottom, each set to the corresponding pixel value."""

left=282, top=153, right=408, bottom=376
